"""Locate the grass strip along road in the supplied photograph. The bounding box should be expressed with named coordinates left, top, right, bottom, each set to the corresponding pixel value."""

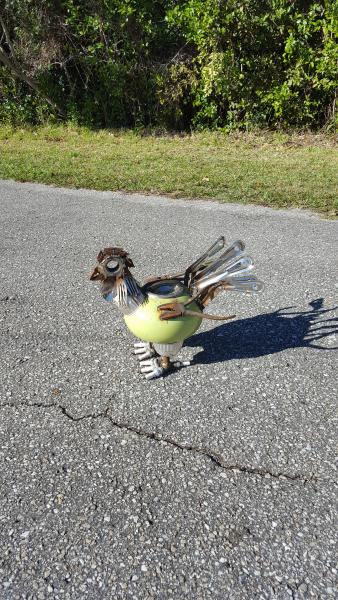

left=0, top=126, right=337, bottom=216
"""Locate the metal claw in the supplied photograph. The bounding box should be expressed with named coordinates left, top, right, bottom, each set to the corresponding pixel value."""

left=139, top=358, right=164, bottom=380
left=133, top=342, right=155, bottom=361
left=138, top=350, right=154, bottom=360
left=157, top=302, right=185, bottom=320
left=158, top=301, right=235, bottom=323
left=172, top=360, right=191, bottom=368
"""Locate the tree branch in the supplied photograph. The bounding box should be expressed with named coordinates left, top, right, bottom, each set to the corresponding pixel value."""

left=0, top=47, right=64, bottom=114
left=0, top=15, right=17, bottom=61
left=0, top=14, right=64, bottom=115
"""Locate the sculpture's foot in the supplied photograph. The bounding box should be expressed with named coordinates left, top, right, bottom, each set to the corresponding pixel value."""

left=139, top=357, right=191, bottom=380
left=139, top=357, right=165, bottom=380
left=133, top=342, right=156, bottom=361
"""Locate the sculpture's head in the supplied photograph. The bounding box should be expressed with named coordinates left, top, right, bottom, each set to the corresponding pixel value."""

left=89, top=247, right=134, bottom=297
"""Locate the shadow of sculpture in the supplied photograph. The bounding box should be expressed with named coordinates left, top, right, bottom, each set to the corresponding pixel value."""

left=185, top=298, right=338, bottom=365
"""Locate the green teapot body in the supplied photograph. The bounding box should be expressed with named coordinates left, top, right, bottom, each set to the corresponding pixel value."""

left=124, top=282, right=202, bottom=344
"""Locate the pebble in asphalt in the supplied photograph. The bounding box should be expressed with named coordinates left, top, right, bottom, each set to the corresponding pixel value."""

left=0, top=180, right=337, bottom=599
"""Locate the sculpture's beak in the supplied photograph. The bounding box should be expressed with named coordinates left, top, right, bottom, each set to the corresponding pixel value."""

left=89, top=263, right=116, bottom=301
left=89, top=265, right=105, bottom=281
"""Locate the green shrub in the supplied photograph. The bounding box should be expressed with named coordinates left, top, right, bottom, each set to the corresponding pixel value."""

left=0, top=0, right=337, bottom=129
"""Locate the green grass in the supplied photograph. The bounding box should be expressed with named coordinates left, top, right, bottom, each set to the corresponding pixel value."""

left=0, top=125, right=337, bottom=216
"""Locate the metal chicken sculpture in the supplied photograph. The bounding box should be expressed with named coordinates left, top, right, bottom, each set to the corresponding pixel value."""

left=90, top=237, right=263, bottom=379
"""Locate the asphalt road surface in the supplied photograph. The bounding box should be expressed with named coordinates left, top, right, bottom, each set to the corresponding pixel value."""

left=0, top=180, right=337, bottom=600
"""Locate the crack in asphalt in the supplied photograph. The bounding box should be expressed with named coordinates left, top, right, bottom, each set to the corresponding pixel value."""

left=0, top=401, right=316, bottom=483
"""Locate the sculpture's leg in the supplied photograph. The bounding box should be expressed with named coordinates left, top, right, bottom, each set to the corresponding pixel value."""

left=132, top=342, right=163, bottom=380
left=135, top=341, right=191, bottom=380
left=153, top=342, right=190, bottom=368
left=139, top=356, right=191, bottom=380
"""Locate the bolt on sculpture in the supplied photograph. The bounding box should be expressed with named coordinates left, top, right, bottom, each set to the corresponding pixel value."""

left=89, top=237, right=263, bottom=379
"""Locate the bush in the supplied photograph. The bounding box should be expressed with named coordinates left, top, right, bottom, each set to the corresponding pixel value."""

left=0, top=0, right=337, bottom=130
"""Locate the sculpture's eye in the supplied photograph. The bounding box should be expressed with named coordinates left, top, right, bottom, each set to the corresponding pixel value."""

left=106, top=259, right=120, bottom=273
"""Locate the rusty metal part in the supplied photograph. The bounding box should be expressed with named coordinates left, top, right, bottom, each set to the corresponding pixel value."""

left=167, top=285, right=230, bottom=309
left=89, top=265, right=104, bottom=281
left=197, top=282, right=231, bottom=307
left=160, top=356, right=171, bottom=370
left=89, top=247, right=145, bottom=311
left=158, top=302, right=185, bottom=319
left=190, top=311, right=235, bottom=322
left=157, top=301, right=235, bottom=322
left=90, top=247, right=134, bottom=282
left=96, top=247, right=134, bottom=268
left=186, top=276, right=263, bottom=308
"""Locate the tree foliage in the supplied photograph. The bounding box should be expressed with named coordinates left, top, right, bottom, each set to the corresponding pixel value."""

left=0, top=0, right=337, bottom=129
